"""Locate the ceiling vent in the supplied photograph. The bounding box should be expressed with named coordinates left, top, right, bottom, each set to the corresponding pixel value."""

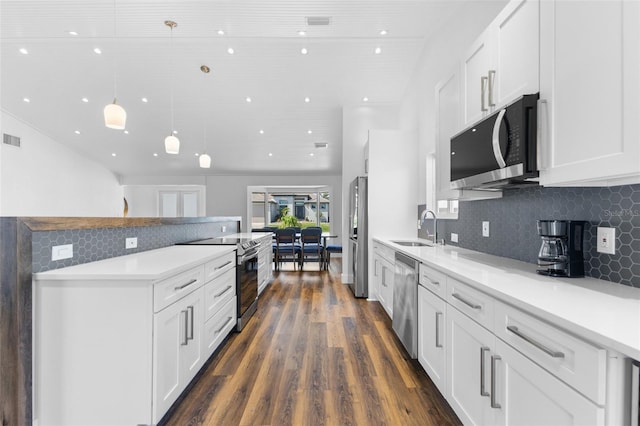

left=314, top=142, right=329, bottom=149
left=3, top=133, right=21, bottom=147
left=306, top=16, right=331, bottom=26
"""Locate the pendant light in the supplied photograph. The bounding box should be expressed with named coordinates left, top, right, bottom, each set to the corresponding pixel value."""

left=199, top=65, right=212, bottom=168
left=104, top=0, right=126, bottom=129
left=164, top=20, right=180, bottom=154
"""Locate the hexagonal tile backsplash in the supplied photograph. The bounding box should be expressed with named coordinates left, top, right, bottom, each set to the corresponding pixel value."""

left=32, top=221, right=238, bottom=273
left=427, top=184, right=640, bottom=287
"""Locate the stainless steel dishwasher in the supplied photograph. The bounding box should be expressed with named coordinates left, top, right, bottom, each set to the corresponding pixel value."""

left=392, top=251, right=418, bottom=358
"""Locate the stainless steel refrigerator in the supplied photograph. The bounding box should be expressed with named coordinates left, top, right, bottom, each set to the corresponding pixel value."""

left=348, top=176, right=368, bottom=298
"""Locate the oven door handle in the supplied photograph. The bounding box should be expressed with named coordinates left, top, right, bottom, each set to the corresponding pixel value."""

left=492, top=108, right=507, bottom=169
left=239, top=248, right=259, bottom=263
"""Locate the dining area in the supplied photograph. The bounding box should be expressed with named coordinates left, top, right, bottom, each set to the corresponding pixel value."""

left=252, top=227, right=341, bottom=271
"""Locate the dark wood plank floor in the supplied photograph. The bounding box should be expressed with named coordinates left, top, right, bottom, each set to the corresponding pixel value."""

left=162, top=259, right=461, bottom=426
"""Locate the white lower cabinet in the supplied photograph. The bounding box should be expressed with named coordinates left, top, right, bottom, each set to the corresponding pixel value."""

left=257, top=235, right=273, bottom=295
left=494, top=339, right=604, bottom=425
left=417, top=285, right=446, bottom=395
left=373, top=243, right=394, bottom=318
left=153, top=287, right=204, bottom=424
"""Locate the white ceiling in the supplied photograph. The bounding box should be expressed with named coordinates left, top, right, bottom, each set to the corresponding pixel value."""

left=1, top=0, right=474, bottom=177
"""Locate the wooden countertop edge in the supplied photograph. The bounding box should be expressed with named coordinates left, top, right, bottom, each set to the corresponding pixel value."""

left=16, top=216, right=242, bottom=232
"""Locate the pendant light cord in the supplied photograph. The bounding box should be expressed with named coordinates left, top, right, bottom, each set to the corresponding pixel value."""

left=113, top=0, right=118, bottom=100
left=170, top=25, right=175, bottom=133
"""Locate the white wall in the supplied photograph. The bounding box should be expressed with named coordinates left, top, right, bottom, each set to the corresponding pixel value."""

left=205, top=174, right=342, bottom=239
left=122, top=185, right=206, bottom=217
left=0, top=112, right=123, bottom=216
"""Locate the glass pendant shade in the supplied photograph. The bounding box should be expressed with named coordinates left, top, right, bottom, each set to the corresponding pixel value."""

left=199, top=153, right=212, bottom=168
left=104, top=99, right=126, bottom=129
left=164, top=135, right=180, bottom=154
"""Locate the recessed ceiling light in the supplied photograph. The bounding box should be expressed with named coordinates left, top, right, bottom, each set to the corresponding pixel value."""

left=259, top=129, right=264, bottom=134
left=363, top=97, right=369, bottom=102
left=172, top=130, right=178, bottom=135
left=19, top=48, right=29, bottom=55
left=374, top=47, right=382, bottom=55
left=141, top=97, right=148, bottom=103
left=153, top=153, right=158, bottom=157
left=268, top=152, right=273, bottom=157
left=246, top=97, right=252, bottom=103
left=124, top=130, right=129, bottom=134
left=23, top=98, right=30, bottom=103
left=195, top=153, right=199, bottom=156
left=93, top=47, right=102, bottom=55
left=307, top=130, right=313, bottom=134
left=309, top=153, right=315, bottom=157
left=380, top=30, right=388, bottom=36
left=68, top=31, right=78, bottom=36
left=74, top=130, right=81, bottom=135
left=301, top=48, right=308, bottom=55
left=81, top=97, right=89, bottom=103
left=298, top=30, right=306, bottom=36
left=304, top=97, right=310, bottom=103
left=217, top=30, right=225, bottom=35
left=111, top=153, right=116, bottom=157
left=227, top=47, right=235, bottom=55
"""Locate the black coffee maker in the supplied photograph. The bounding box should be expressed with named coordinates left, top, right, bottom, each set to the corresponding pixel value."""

left=536, top=220, right=587, bottom=277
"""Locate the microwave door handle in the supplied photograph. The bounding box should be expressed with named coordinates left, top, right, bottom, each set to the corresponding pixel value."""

left=492, top=109, right=507, bottom=168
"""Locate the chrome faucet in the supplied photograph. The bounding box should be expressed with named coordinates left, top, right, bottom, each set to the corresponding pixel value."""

left=420, top=209, right=438, bottom=245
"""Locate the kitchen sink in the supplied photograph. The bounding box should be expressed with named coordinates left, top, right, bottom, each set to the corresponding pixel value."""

left=391, top=240, right=432, bottom=247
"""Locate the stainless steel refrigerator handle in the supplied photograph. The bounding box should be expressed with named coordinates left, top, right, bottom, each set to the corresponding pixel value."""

left=181, top=310, right=189, bottom=346
left=488, top=70, right=496, bottom=106
left=507, top=325, right=565, bottom=358
left=175, top=278, right=198, bottom=291
left=492, top=109, right=507, bottom=168
left=481, top=76, right=488, bottom=112
left=215, top=317, right=234, bottom=334
left=480, top=346, right=490, bottom=397
left=214, top=285, right=233, bottom=299
left=452, top=292, right=482, bottom=310
left=491, top=355, right=502, bottom=409
left=187, top=306, right=194, bottom=341
left=435, top=312, right=443, bottom=348
left=214, top=260, right=233, bottom=270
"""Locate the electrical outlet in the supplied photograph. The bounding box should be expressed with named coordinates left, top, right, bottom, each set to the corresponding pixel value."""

left=596, top=227, right=615, bottom=254
left=52, top=244, right=73, bottom=261
left=126, top=237, right=138, bottom=249
left=482, top=221, right=490, bottom=237
left=221, top=225, right=227, bottom=232
left=451, top=233, right=459, bottom=243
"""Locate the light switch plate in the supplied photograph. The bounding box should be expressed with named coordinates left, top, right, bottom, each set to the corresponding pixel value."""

left=597, top=227, right=615, bottom=254
left=482, top=221, right=490, bottom=237
left=125, top=237, right=138, bottom=249
left=52, top=244, right=73, bottom=261
left=451, top=233, right=459, bottom=243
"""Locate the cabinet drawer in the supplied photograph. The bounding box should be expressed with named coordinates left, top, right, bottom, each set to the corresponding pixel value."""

left=203, top=296, right=237, bottom=359
left=419, top=263, right=447, bottom=299
left=446, top=278, right=494, bottom=330
left=204, top=268, right=236, bottom=322
left=204, top=251, right=236, bottom=282
left=154, top=266, right=205, bottom=313
left=494, top=301, right=607, bottom=405
left=373, top=242, right=395, bottom=264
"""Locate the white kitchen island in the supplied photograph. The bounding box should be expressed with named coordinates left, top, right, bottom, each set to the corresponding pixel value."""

left=32, top=245, right=237, bottom=426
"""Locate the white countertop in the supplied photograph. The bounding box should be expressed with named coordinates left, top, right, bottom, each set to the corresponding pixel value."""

left=33, top=245, right=235, bottom=281
left=231, top=232, right=273, bottom=241
left=375, top=237, right=640, bottom=360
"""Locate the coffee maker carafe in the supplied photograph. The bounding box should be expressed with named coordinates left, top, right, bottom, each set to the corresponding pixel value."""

left=536, top=220, right=587, bottom=277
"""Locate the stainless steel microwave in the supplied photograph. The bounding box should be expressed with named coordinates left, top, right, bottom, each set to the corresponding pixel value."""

left=450, top=93, right=539, bottom=190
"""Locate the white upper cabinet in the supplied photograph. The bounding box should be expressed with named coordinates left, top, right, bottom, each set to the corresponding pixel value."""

left=462, top=0, right=540, bottom=127
left=539, top=0, right=640, bottom=186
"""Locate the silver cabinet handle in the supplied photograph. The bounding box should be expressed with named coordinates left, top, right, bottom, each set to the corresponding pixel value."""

left=215, top=316, right=234, bottom=334
left=214, top=260, right=232, bottom=271
left=181, top=310, right=189, bottom=346
left=435, top=312, right=443, bottom=348
left=452, top=293, right=482, bottom=310
left=422, top=274, right=440, bottom=286
left=214, top=285, right=233, bottom=298
left=491, top=109, right=507, bottom=168
left=491, top=355, right=502, bottom=409
left=187, top=306, right=194, bottom=341
left=480, top=346, right=490, bottom=397
left=507, top=325, right=565, bottom=358
left=488, top=70, right=496, bottom=106
left=481, top=76, right=488, bottom=112
left=174, top=278, right=198, bottom=291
